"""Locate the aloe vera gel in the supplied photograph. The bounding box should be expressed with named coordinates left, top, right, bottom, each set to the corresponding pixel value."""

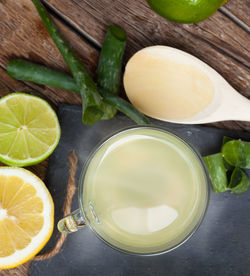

left=82, top=127, right=208, bottom=254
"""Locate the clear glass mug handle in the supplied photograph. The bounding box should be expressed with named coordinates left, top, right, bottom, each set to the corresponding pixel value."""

left=57, top=209, right=86, bottom=234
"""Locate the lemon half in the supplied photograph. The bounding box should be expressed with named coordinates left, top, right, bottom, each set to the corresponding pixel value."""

left=0, top=167, right=54, bottom=269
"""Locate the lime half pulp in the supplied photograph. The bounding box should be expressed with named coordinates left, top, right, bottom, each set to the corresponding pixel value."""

left=0, top=93, right=60, bottom=166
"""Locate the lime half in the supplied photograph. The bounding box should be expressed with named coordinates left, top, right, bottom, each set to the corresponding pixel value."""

left=147, top=0, right=227, bottom=23
left=0, top=93, right=60, bottom=166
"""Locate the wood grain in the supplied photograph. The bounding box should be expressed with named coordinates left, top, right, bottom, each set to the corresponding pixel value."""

left=0, top=0, right=249, bottom=131
left=43, top=0, right=250, bottom=130
left=0, top=0, right=100, bottom=105
left=223, top=0, right=250, bottom=27
left=45, top=0, right=250, bottom=94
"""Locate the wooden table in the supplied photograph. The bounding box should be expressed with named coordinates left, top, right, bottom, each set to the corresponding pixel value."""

left=0, top=0, right=249, bottom=274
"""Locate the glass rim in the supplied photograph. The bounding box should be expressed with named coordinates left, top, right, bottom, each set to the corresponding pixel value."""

left=78, top=125, right=210, bottom=256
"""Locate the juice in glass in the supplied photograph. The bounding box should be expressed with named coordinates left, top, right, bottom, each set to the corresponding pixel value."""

left=77, top=126, right=209, bottom=254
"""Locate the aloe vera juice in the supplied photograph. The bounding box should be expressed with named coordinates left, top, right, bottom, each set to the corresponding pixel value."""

left=82, top=128, right=208, bottom=254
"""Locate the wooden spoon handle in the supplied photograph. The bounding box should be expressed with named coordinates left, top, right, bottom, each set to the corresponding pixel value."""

left=175, top=89, right=250, bottom=124
left=220, top=90, right=250, bottom=122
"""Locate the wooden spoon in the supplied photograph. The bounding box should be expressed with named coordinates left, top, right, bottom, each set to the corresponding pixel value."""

left=124, top=46, right=250, bottom=124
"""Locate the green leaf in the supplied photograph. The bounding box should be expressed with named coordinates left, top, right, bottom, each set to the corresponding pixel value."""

left=229, top=168, right=250, bottom=194
left=222, top=140, right=250, bottom=169
left=222, top=136, right=234, bottom=171
left=222, top=136, right=234, bottom=146
left=31, top=0, right=103, bottom=125
left=204, top=153, right=228, bottom=193
left=99, top=88, right=151, bottom=125
left=223, top=159, right=234, bottom=171
left=97, top=25, right=127, bottom=120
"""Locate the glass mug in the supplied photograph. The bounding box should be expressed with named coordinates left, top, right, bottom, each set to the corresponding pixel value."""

left=58, top=126, right=209, bottom=255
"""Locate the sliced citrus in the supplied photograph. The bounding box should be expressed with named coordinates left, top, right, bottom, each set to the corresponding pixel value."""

left=0, top=167, right=54, bottom=269
left=0, top=93, right=60, bottom=166
left=147, top=0, right=227, bottom=23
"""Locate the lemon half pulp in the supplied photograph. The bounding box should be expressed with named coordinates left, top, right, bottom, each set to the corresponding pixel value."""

left=0, top=167, right=54, bottom=269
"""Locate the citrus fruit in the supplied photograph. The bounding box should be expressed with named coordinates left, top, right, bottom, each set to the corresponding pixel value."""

left=0, top=167, right=54, bottom=269
left=0, top=93, right=60, bottom=166
left=147, top=0, right=227, bottom=23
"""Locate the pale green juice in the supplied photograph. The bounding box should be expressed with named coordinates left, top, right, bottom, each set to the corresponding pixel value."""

left=82, top=128, right=208, bottom=254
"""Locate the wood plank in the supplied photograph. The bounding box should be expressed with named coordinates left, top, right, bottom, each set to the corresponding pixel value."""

left=0, top=0, right=249, bottom=132
left=222, top=0, right=250, bottom=28
left=0, top=0, right=100, bottom=105
left=45, top=0, right=250, bottom=95
left=44, top=0, right=250, bottom=131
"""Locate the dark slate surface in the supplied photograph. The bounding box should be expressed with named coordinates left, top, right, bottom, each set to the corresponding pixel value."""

left=30, top=104, right=250, bottom=276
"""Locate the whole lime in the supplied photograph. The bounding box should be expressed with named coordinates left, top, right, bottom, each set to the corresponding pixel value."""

left=147, top=0, right=227, bottom=23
